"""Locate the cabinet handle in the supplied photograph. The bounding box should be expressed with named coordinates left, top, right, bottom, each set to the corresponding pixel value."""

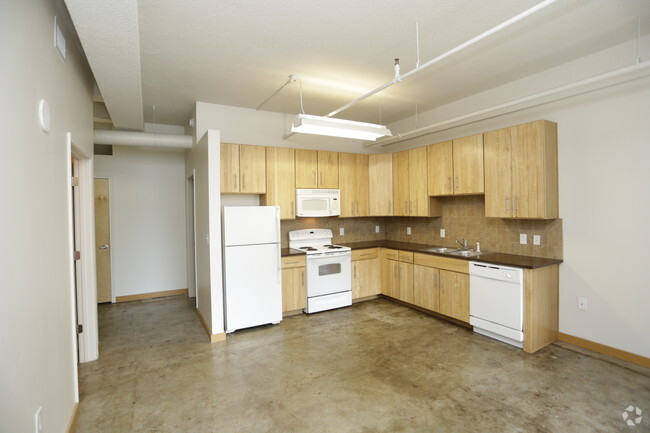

left=514, top=195, right=518, bottom=217
left=454, top=176, right=459, bottom=192
left=409, top=200, right=413, bottom=214
left=447, top=176, right=452, bottom=193
left=301, top=271, right=304, bottom=287
left=234, top=174, right=238, bottom=190
left=505, top=196, right=509, bottom=214
left=360, top=253, right=372, bottom=257
left=313, top=172, right=317, bottom=186
left=285, top=261, right=300, bottom=265
left=404, top=201, right=408, bottom=214
left=320, top=172, right=323, bottom=186
left=242, top=174, right=246, bottom=190
left=440, top=274, right=444, bottom=289
left=434, top=275, right=437, bottom=290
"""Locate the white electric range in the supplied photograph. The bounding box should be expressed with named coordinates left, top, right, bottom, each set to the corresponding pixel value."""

left=288, top=229, right=352, bottom=314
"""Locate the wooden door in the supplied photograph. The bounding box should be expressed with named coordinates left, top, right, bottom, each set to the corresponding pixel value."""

left=355, top=154, right=369, bottom=216
left=263, top=147, right=295, bottom=220
left=338, top=152, right=357, bottom=217
left=484, top=127, right=514, bottom=217
left=408, top=147, right=429, bottom=216
left=239, top=144, right=266, bottom=194
left=439, top=270, right=469, bottom=322
left=317, top=151, right=339, bottom=188
left=392, top=151, right=410, bottom=216
left=413, top=265, right=439, bottom=312
left=381, top=258, right=399, bottom=298
left=427, top=141, right=454, bottom=196
left=220, top=143, right=240, bottom=193
left=295, top=149, right=318, bottom=188
left=452, top=134, right=484, bottom=195
left=94, top=178, right=112, bottom=303
left=282, top=267, right=305, bottom=312
left=353, top=257, right=380, bottom=298
left=369, top=154, right=393, bottom=216
left=398, top=261, right=414, bottom=304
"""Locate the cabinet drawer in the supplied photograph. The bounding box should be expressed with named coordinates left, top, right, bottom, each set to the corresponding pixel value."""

left=414, top=253, right=469, bottom=274
left=398, top=251, right=414, bottom=263
left=281, top=256, right=306, bottom=269
left=352, top=248, right=378, bottom=261
left=382, top=248, right=399, bottom=261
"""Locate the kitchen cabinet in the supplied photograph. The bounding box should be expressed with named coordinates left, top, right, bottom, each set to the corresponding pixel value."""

left=368, top=154, right=393, bottom=216
left=427, top=134, right=484, bottom=196
left=393, top=148, right=440, bottom=217
left=261, top=147, right=295, bottom=220
left=339, top=153, right=369, bottom=217
left=412, top=253, right=470, bottom=323
left=220, top=143, right=266, bottom=194
left=484, top=120, right=558, bottom=219
left=380, top=249, right=400, bottom=298
left=281, top=256, right=306, bottom=313
left=295, top=149, right=339, bottom=188
left=381, top=249, right=414, bottom=303
left=351, top=248, right=380, bottom=299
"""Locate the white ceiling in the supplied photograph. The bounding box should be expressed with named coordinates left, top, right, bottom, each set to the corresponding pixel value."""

left=66, top=0, right=649, bottom=130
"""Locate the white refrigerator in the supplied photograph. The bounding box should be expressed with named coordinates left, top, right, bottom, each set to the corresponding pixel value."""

left=222, top=206, right=282, bottom=333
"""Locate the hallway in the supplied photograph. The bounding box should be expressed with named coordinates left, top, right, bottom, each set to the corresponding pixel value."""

left=76, top=296, right=649, bottom=432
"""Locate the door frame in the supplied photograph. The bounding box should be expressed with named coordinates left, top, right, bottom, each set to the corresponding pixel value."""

left=67, top=133, right=99, bottom=366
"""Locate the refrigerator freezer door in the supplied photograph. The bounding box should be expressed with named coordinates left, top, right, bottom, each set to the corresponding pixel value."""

left=224, top=243, right=282, bottom=332
left=223, top=206, right=280, bottom=247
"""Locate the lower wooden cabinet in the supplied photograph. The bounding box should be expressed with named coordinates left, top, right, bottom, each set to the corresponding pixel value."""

left=281, top=256, right=305, bottom=313
left=352, top=249, right=380, bottom=299
left=438, top=270, right=469, bottom=322
left=413, top=265, right=439, bottom=312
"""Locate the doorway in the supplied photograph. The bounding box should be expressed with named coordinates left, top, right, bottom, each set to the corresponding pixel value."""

left=94, top=178, right=112, bottom=303
left=186, top=172, right=198, bottom=307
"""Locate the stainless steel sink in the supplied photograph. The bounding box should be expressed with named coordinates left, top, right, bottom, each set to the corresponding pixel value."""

left=422, top=247, right=459, bottom=253
left=447, top=250, right=484, bottom=257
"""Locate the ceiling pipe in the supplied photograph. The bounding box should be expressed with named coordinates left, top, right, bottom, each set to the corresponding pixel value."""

left=325, top=0, right=560, bottom=120
left=94, top=130, right=192, bottom=149
left=367, top=59, right=650, bottom=148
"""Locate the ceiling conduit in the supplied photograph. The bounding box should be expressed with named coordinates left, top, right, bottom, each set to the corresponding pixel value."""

left=93, top=130, right=192, bottom=149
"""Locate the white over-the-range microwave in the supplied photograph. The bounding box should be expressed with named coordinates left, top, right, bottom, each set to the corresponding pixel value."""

left=296, top=189, right=340, bottom=217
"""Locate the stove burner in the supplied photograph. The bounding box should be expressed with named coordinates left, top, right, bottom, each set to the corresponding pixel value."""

left=300, top=247, right=317, bottom=251
left=324, top=244, right=343, bottom=249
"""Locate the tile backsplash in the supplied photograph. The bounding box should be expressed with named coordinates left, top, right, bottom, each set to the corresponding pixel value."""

left=281, top=195, right=563, bottom=259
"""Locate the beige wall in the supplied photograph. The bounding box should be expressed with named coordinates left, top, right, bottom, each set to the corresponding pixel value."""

left=0, top=0, right=94, bottom=432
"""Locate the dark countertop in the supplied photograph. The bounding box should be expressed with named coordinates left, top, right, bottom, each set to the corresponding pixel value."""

left=281, top=239, right=562, bottom=269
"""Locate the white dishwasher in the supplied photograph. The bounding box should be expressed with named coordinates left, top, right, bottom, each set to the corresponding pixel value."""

left=469, top=262, right=524, bottom=348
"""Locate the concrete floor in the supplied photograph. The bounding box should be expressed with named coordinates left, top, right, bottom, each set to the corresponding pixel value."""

left=77, top=296, right=649, bottom=433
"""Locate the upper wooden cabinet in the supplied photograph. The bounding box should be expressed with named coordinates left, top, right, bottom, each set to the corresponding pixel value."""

left=393, top=148, right=441, bottom=217
left=220, top=143, right=266, bottom=194
left=339, top=153, right=369, bottom=217
left=368, top=154, right=393, bottom=216
left=295, top=149, right=339, bottom=188
left=484, top=120, right=558, bottom=219
left=427, top=135, right=484, bottom=196
left=261, top=147, right=295, bottom=220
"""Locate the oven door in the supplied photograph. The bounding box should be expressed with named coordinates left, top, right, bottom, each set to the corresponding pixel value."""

left=306, top=252, right=351, bottom=297
left=297, top=196, right=331, bottom=217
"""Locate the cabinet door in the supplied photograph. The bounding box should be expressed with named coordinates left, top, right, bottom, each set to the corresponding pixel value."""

left=282, top=267, right=305, bottom=312
left=512, top=121, right=558, bottom=219
left=317, top=151, right=339, bottom=188
left=355, top=154, right=369, bottom=216
left=484, top=127, right=514, bottom=218
left=381, top=258, right=399, bottom=298
left=338, top=153, right=357, bottom=217
left=220, top=143, right=240, bottom=193
left=239, top=144, right=266, bottom=194
left=408, top=147, right=429, bottom=216
left=392, top=150, right=410, bottom=216
left=295, top=149, right=318, bottom=188
left=452, top=134, right=484, bottom=195
left=413, top=265, right=439, bottom=312
left=369, top=154, right=393, bottom=216
left=263, top=147, right=295, bottom=220
left=439, top=270, right=469, bottom=322
left=427, top=141, right=453, bottom=196
left=352, top=258, right=380, bottom=299
left=398, top=262, right=414, bottom=304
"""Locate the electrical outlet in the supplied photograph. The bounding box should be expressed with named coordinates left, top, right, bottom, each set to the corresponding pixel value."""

left=578, top=297, right=588, bottom=311
left=533, top=235, right=541, bottom=245
left=407, top=227, right=411, bottom=235
left=519, top=234, right=528, bottom=244
left=35, top=407, right=42, bottom=433
left=375, top=225, right=380, bottom=233
left=339, top=227, right=344, bottom=236
left=440, top=228, right=446, bottom=238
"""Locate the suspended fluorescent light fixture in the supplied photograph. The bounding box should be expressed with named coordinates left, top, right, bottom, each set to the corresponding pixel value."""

left=291, top=114, right=392, bottom=141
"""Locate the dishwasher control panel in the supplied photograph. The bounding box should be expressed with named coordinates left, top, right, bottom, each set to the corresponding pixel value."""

left=469, top=262, right=522, bottom=284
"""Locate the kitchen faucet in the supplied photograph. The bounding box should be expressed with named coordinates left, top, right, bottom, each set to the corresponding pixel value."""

left=456, top=239, right=468, bottom=250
